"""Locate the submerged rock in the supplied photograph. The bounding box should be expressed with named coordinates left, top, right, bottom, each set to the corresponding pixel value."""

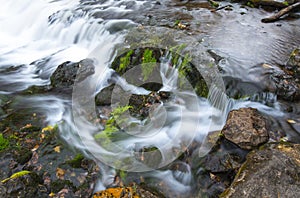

left=221, top=108, right=269, bottom=150
left=221, top=143, right=300, bottom=197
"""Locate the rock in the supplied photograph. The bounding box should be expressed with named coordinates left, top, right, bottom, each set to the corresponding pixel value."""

left=193, top=137, right=249, bottom=197
left=0, top=123, right=99, bottom=198
left=111, top=47, right=209, bottom=98
left=220, top=143, right=300, bottom=198
left=269, top=69, right=300, bottom=101
left=285, top=48, right=300, bottom=80
left=221, top=108, right=269, bottom=150
left=128, top=91, right=171, bottom=119
left=95, top=84, right=115, bottom=106
left=50, top=59, right=95, bottom=90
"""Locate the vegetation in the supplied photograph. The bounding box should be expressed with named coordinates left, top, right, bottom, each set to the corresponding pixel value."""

left=66, top=153, right=84, bottom=168
left=141, top=48, right=157, bottom=81
left=0, top=133, right=9, bottom=151
left=117, top=50, right=133, bottom=73
left=95, top=105, right=132, bottom=143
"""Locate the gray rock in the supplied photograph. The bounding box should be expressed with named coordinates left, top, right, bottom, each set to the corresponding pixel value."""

left=221, top=108, right=269, bottom=150
left=220, top=143, right=300, bottom=198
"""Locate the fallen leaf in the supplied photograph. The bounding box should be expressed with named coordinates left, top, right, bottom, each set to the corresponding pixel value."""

left=1, top=170, right=31, bottom=183
left=56, top=168, right=65, bottom=179
left=31, top=144, right=39, bottom=152
left=287, top=119, right=296, bottom=124
left=54, top=146, right=61, bottom=153
left=42, top=125, right=54, bottom=132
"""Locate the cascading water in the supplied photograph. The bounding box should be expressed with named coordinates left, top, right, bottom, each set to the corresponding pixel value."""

left=1, top=0, right=299, bottom=197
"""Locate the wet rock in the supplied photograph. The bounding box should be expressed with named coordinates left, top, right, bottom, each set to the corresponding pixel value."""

left=193, top=137, right=249, bottom=197
left=129, top=91, right=171, bottom=119
left=95, top=84, right=115, bottom=106
left=269, top=68, right=300, bottom=101
left=221, top=143, right=300, bottom=197
left=111, top=47, right=209, bottom=98
left=0, top=123, right=99, bottom=198
left=50, top=59, right=95, bottom=90
left=221, top=108, right=269, bottom=150
left=285, top=48, right=300, bottom=80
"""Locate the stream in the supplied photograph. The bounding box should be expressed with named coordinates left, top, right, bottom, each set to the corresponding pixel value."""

left=0, top=0, right=299, bottom=197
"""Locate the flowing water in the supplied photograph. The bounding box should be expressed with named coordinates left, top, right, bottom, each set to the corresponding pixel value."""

left=0, top=0, right=299, bottom=197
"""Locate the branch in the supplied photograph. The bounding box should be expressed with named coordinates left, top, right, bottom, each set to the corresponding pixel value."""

left=261, top=2, right=300, bottom=23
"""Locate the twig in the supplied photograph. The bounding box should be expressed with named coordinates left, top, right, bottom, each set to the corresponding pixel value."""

left=261, top=2, right=300, bottom=23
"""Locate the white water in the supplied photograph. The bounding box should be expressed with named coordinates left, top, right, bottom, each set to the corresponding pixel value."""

left=0, top=0, right=291, bottom=197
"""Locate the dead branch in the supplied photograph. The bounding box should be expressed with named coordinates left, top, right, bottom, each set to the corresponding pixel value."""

left=261, top=2, right=300, bottom=23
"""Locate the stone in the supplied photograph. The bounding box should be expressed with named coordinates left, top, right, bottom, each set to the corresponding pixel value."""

left=221, top=108, right=269, bottom=150
left=220, top=143, right=300, bottom=198
left=50, top=59, right=95, bottom=90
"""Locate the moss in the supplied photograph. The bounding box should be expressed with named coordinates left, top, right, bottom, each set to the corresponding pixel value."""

left=141, top=49, right=157, bottom=81
left=94, top=105, right=132, bottom=144
left=170, top=44, right=187, bottom=67
left=119, top=170, right=127, bottom=181
left=117, top=50, right=133, bottom=73
left=208, top=0, right=219, bottom=7
left=282, top=1, right=289, bottom=6
left=66, top=153, right=84, bottom=168
left=0, top=133, right=9, bottom=151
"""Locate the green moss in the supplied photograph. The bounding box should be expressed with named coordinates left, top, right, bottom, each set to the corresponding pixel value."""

left=208, top=0, right=219, bottom=7
left=246, top=1, right=255, bottom=8
left=170, top=44, right=187, bottom=67
left=117, top=50, right=133, bottom=73
left=282, top=1, right=289, bottom=6
left=94, top=105, right=132, bottom=144
left=0, top=133, right=9, bottom=151
left=119, top=170, right=127, bottom=181
left=178, top=54, right=192, bottom=78
left=66, top=153, right=84, bottom=168
left=141, top=49, right=157, bottom=81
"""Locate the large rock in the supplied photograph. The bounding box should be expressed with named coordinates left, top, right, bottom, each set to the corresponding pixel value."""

left=50, top=59, right=95, bottom=90
left=221, top=143, right=300, bottom=198
left=221, top=108, right=269, bottom=150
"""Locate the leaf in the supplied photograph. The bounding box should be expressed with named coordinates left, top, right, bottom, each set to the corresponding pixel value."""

left=42, top=125, right=54, bottom=132
left=287, top=119, right=296, bottom=124
left=1, top=170, right=31, bottom=183
left=56, top=168, right=65, bottom=179
left=54, top=146, right=61, bottom=153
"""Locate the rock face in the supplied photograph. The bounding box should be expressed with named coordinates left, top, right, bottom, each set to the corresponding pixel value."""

left=221, top=143, right=300, bottom=198
left=221, top=108, right=269, bottom=150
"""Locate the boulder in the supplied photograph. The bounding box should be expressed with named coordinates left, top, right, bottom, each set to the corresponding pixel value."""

left=221, top=143, right=300, bottom=198
left=50, top=59, right=95, bottom=90
left=221, top=108, right=269, bottom=150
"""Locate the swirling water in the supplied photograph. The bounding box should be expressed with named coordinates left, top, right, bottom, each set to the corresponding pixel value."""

left=0, top=0, right=299, bottom=196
